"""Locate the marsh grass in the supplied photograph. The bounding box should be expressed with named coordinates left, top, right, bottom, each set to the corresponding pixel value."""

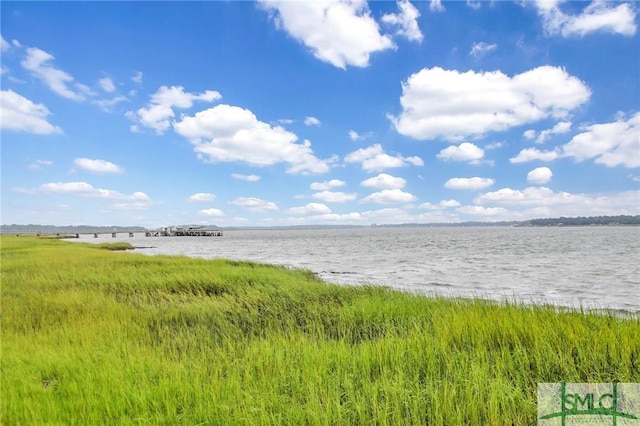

left=93, top=242, right=135, bottom=251
left=1, top=236, right=638, bottom=424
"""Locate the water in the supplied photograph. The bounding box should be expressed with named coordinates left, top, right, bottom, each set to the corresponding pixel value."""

left=75, top=226, right=640, bottom=313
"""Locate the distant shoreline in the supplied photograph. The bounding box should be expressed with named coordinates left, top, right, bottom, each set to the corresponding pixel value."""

left=2, top=214, right=640, bottom=234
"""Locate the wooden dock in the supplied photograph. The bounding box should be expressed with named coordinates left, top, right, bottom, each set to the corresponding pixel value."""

left=10, top=226, right=222, bottom=238
left=145, top=226, right=223, bottom=237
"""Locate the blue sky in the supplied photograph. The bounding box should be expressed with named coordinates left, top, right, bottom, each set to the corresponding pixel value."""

left=1, top=0, right=639, bottom=227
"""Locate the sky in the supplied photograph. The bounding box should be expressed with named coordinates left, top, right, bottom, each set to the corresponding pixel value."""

left=1, top=0, right=639, bottom=228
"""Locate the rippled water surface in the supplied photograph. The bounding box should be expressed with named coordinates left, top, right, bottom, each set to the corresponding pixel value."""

left=76, top=226, right=640, bottom=313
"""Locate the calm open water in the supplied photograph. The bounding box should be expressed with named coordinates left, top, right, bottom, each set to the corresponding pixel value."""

left=75, top=226, right=640, bottom=313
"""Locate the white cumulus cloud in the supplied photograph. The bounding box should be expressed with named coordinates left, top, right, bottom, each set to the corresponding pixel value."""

left=532, top=121, right=572, bottom=144
left=390, top=66, right=590, bottom=141
left=420, top=199, right=462, bottom=210
left=471, top=187, right=640, bottom=218
left=310, top=179, right=346, bottom=190
left=475, top=186, right=577, bottom=206
left=310, top=212, right=363, bottom=223
left=231, top=197, right=278, bottom=212
left=361, top=188, right=416, bottom=204
left=535, top=0, right=637, bottom=37
left=131, top=85, right=221, bottom=134
left=188, top=193, right=216, bottom=202
left=304, top=116, right=321, bottom=126
left=527, top=167, right=553, bottom=184
left=288, top=203, right=332, bottom=215
left=345, top=143, right=423, bottom=172
left=514, top=113, right=639, bottom=168
left=560, top=112, right=640, bottom=168
left=437, top=142, right=485, bottom=163
left=381, top=0, right=423, bottom=42
left=312, top=191, right=358, bottom=203
left=360, top=173, right=407, bottom=189
left=39, top=181, right=150, bottom=202
left=260, top=0, right=395, bottom=69
left=0, top=90, right=63, bottom=134
left=74, top=158, right=124, bottom=174
left=495, top=188, right=639, bottom=216
left=445, top=177, right=495, bottom=190
left=440, top=199, right=461, bottom=208
left=200, top=208, right=225, bottom=217
left=348, top=129, right=373, bottom=141
left=456, top=205, right=510, bottom=217
left=510, top=147, right=560, bottom=164
left=231, top=173, right=261, bottom=182
left=174, top=104, right=330, bottom=175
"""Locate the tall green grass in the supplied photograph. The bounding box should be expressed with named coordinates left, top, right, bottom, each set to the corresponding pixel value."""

left=1, top=236, right=638, bottom=424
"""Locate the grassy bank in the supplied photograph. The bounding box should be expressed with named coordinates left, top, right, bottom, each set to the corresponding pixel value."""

left=1, top=236, right=638, bottom=424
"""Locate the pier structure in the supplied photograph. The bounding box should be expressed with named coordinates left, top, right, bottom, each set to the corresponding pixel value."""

left=11, top=227, right=222, bottom=238
left=145, top=225, right=223, bottom=237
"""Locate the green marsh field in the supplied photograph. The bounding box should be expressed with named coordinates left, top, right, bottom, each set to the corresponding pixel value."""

left=1, top=236, right=639, bottom=424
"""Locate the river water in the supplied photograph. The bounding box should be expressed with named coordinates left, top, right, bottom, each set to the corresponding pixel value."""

left=74, top=226, right=640, bottom=314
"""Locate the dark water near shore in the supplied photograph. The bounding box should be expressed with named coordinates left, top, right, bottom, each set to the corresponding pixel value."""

left=75, top=226, right=640, bottom=313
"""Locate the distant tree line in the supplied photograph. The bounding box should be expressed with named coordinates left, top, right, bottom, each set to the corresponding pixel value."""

left=524, top=215, right=640, bottom=226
